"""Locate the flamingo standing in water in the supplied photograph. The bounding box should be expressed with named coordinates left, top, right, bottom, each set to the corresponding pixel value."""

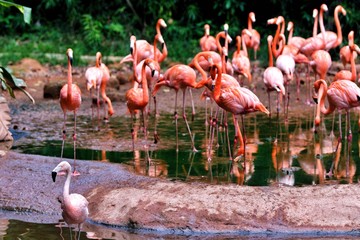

left=334, top=31, right=358, bottom=82
left=210, top=62, right=269, bottom=163
left=85, top=52, right=113, bottom=124
left=59, top=48, right=82, bottom=175
left=52, top=161, right=89, bottom=240
left=126, top=57, right=157, bottom=160
left=313, top=79, right=360, bottom=177
left=263, top=35, right=285, bottom=116
left=243, top=12, right=260, bottom=60
left=199, top=24, right=217, bottom=52
left=232, top=29, right=253, bottom=86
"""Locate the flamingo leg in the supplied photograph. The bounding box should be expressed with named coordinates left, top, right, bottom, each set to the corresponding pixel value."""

left=346, top=110, right=352, bottom=178
left=174, top=91, right=179, bottom=152
left=182, top=89, right=197, bottom=152
left=72, top=111, right=80, bottom=176
left=61, top=112, right=67, bottom=159
left=189, top=88, right=196, bottom=121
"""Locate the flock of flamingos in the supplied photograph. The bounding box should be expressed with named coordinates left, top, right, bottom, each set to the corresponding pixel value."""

left=50, top=3, right=360, bottom=238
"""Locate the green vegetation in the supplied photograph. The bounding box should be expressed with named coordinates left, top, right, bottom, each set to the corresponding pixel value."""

left=0, top=0, right=359, bottom=66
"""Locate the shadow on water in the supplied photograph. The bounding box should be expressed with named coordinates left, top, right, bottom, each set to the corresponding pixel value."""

left=11, top=106, right=360, bottom=187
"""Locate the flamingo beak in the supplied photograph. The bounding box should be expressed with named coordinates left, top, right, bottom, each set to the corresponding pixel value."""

left=313, top=97, right=318, bottom=104
left=151, top=70, right=155, bottom=77
left=52, top=171, right=57, bottom=182
left=130, top=47, right=134, bottom=55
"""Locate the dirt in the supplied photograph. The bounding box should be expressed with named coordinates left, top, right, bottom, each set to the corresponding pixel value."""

left=1, top=57, right=360, bottom=238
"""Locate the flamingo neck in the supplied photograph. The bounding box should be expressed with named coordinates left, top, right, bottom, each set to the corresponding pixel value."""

left=333, top=6, right=343, bottom=47
left=67, top=57, right=73, bottom=100
left=319, top=8, right=326, bottom=43
left=95, top=54, right=101, bottom=68
left=63, top=168, right=71, bottom=198
left=313, top=13, right=318, bottom=37
left=287, top=26, right=293, bottom=44
left=236, top=36, right=241, bottom=54
left=272, top=20, right=283, bottom=58
left=351, top=48, right=356, bottom=81
left=315, top=80, right=334, bottom=125
left=133, top=42, right=138, bottom=80
left=215, top=32, right=225, bottom=55
left=158, top=40, right=168, bottom=63
left=141, top=61, right=149, bottom=105
left=212, top=64, right=222, bottom=103
left=241, top=32, right=249, bottom=57
left=248, top=15, right=253, bottom=30
left=194, top=54, right=208, bottom=82
left=153, top=35, right=159, bottom=62
left=267, top=38, right=273, bottom=67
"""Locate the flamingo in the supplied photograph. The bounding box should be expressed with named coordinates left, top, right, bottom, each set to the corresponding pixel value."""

left=232, top=29, right=253, bottom=86
left=299, top=4, right=328, bottom=57
left=334, top=31, right=358, bottom=82
left=59, top=48, right=82, bottom=175
left=85, top=52, right=113, bottom=123
left=317, top=5, right=346, bottom=51
left=52, top=161, right=89, bottom=240
left=286, top=21, right=305, bottom=50
left=215, top=24, right=234, bottom=75
left=199, top=24, right=217, bottom=52
left=210, top=62, right=269, bottom=159
left=120, top=18, right=167, bottom=64
left=263, top=35, right=285, bottom=116
left=126, top=58, right=157, bottom=159
left=339, top=43, right=360, bottom=70
left=243, top=12, right=261, bottom=60
left=152, top=62, right=203, bottom=152
left=313, top=79, right=360, bottom=177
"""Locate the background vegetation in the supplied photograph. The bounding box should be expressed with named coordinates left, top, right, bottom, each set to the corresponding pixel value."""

left=0, top=0, right=358, bottom=67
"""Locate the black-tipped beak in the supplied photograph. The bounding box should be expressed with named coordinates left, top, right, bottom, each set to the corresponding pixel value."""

left=52, top=171, right=57, bottom=182
left=151, top=70, right=155, bottom=77
left=211, top=84, right=215, bottom=91
left=357, top=95, right=360, bottom=102
left=130, top=47, right=134, bottom=55
left=69, top=57, right=73, bottom=66
left=313, top=97, right=318, bottom=104
left=225, top=55, right=228, bottom=62
left=161, top=42, right=164, bottom=49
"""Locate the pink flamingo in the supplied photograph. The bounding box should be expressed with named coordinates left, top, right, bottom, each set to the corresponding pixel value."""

left=52, top=161, right=88, bottom=240
left=313, top=79, right=360, bottom=177
left=232, top=29, right=253, bottom=86
left=210, top=62, right=269, bottom=159
left=334, top=31, right=358, bottom=82
left=59, top=48, right=82, bottom=175
left=152, top=60, right=206, bottom=152
left=263, top=35, right=285, bottom=116
left=199, top=24, right=217, bottom=52
left=243, top=12, right=261, bottom=59
left=126, top=58, right=157, bottom=161
left=286, top=21, right=305, bottom=50
left=317, top=5, right=346, bottom=51
left=120, top=18, right=167, bottom=64
left=85, top=52, right=113, bottom=123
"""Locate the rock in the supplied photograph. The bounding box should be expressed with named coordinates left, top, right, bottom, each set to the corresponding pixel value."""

left=43, top=81, right=64, bottom=99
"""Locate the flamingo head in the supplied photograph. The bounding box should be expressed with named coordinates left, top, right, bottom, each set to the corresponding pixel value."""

left=267, top=17, right=277, bottom=25
left=320, top=4, right=328, bottom=12
left=313, top=9, right=318, bottom=18
left=224, top=23, right=229, bottom=34
left=66, top=48, right=73, bottom=66
left=249, top=12, right=256, bottom=22
left=52, top=161, right=71, bottom=182
left=158, top=18, right=167, bottom=28
left=287, top=21, right=294, bottom=31
left=335, top=5, right=346, bottom=16
left=204, top=24, right=210, bottom=37
left=130, top=35, right=136, bottom=56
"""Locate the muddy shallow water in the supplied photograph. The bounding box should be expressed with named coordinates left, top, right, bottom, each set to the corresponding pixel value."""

left=2, top=58, right=360, bottom=238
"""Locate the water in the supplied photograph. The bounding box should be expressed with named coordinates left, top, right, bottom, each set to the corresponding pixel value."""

left=4, top=103, right=360, bottom=239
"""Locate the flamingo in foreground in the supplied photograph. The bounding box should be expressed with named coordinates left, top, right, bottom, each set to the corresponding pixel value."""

left=52, top=161, right=89, bottom=240
left=85, top=52, right=113, bottom=123
left=210, top=62, right=269, bottom=165
left=59, top=48, right=82, bottom=175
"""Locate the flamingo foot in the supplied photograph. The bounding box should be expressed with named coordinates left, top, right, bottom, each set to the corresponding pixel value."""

left=72, top=170, right=81, bottom=176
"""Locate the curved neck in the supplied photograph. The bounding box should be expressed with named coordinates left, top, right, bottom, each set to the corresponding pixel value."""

left=215, top=31, right=226, bottom=55
left=350, top=47, right=356, bottom=81
left=272, top=19, right=283, bottom=58
left=236, top=36, right=241, bottom=54
left=287, top=24, right=293, bottom=44
left=156, top=20, right=162, bottom=36
left=95, top=53, right=101, bottom=67
left=314, top=80, right=335, bottom=125
left=193, top=53, right=208, bottom=82
left=132, top=41, right=138, bottom=80
left=212, top=64, right=223, bottom=103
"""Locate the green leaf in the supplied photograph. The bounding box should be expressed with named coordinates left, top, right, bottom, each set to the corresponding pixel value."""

left=0, top=0, right=32, bottom=24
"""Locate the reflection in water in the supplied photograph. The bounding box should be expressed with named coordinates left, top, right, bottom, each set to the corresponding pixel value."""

left=12, top=106, right=360, bottom=186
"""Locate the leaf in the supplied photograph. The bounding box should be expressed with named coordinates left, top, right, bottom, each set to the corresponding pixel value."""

left=0, top=0, right=32, bottom=24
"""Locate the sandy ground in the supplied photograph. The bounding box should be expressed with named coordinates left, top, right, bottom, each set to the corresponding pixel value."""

left=1, top=58, right=360, bottom=238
